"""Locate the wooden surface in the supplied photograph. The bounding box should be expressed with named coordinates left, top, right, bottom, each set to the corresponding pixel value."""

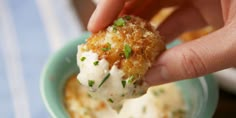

left=214, top=89, right=236, bottom=118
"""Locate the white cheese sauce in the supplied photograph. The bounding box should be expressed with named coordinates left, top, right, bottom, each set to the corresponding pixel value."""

left=77, top=45, right=147, bottom=111
left=76, top=46, right=186, bottom=116
left=119, top=84, right=187, bottom=118
left=65, top=77, right=186, bottom=118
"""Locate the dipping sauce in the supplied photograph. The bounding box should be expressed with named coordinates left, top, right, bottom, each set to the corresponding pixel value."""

left=64, top=75, right=186, bottom=118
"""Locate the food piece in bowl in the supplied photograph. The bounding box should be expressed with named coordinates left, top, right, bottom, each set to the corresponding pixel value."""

left=64, top=76, right=186, bottom=118
left=64, top=75, right=117, bottom=118
left=76, top=15, right=166, bottom=110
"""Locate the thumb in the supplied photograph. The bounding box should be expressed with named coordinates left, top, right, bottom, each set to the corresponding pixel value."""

left=145, top=26, right=236, bottom=86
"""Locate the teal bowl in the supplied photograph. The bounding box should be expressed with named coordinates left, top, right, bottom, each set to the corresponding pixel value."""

left=40, top=33, right=219, bottom=118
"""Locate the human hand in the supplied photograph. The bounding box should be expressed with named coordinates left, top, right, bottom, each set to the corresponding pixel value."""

left=87, top=0, right=236, bottom=85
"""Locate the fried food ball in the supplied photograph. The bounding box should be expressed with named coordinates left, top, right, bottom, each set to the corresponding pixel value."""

left=77, top=15, right=165, bottom=111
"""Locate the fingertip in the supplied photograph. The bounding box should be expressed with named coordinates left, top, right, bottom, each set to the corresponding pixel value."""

left=87, top=6, right=105, bottom=33
left=87, top=0, right=125, bottom=33
left=87, top=15, right=99, bottom=33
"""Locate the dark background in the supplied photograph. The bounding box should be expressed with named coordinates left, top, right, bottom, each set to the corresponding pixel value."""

left=214, top=89, right=236, bottom=118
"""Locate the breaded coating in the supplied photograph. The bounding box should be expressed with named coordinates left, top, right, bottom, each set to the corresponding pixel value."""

left=84, top=15, right=165, bottom=80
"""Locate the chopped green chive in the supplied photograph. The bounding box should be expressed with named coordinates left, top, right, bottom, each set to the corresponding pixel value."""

left=108, top=98, right=114, bottom=103
left=127, top=75, right=135, bottom=84
left=80, top=57, right=86, bottom=61
left=152, top=91, right=160, bottom=96
left=102, top=48, right=107, bottom=51
left=152, top=89, right=165, bottom=96
left=93, top=61, right=99, bottom=66
left=112, top=25, right=117, bottom=32
left=88, top=80, right=95, bottom=87
left=87, top=93, right=92, bottom=98
left=124, top=15, right=131, bottom=20
left=121, top=94, right=125, bottom=97
left=124, top=44, right=132, bottom=59
left=102, top=43, right=111, bottom=51
left=142, top=106, right=147, bottom=113
left=98, top=73, right=110, bottom=88
left=114, top=18, right=125, bottom=27
left=173, top=109, right=185, bottom=115
left=159, top=88, right=165, bottom=93
left=117, top=105, right=123, bottom=111
left=121, top=80, right=126, bottom=88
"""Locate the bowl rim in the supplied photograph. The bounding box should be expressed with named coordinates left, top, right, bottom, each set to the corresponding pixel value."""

left=41, top=67, right=58, bottom=118
left=40, top=32, right=90, bottom=118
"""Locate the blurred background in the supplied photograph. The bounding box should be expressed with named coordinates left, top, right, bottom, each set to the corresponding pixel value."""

left=0, top=0, right=235, bottom=117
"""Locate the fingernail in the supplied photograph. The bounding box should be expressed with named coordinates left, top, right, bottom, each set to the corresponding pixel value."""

left=145, top=65, right=169, bottom=86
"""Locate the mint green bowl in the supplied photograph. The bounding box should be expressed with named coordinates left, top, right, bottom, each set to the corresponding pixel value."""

left=40, top=33, right=219, bottom=118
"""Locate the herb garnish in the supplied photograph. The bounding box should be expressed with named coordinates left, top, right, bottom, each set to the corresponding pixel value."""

left=121, top=80, right=126, bottom=88
left=114, top=18, right=125, bottom=27
left=173, top=109, right=185, bottom=115
left=87, top=93, right=92, bottom=98
left=112, top=25, right=117, bottom=32
left=88, top=80, right=95, bottom=87
left=121, top=94, right=125, bottom=97
left=93, top=61, right=99, bottom=66
left=152, top=88, right=165, bottom=96
left=159, top=88, right=165, bottom=93
left=108, top=98, right=114, bottom=103
left=80, top=57, right=86, bottom=61
left=152, top=91, right=160, bottom=96
left=98, top=73, right=111, bottom=88
left=142, top=106, right=147, bottom=113
left=124, top=15, right=131, bottom=20
left=102, top=43, right=111, bottom=51
left=124, top=44, right=132, bottom=59
left=127, top=75, right=135, bottom=84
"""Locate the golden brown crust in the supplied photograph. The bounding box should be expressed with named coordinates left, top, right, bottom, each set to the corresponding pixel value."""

left=84, top=15, right=166, bottom=80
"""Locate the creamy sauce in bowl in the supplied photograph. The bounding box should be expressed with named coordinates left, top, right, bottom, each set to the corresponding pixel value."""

left=64, top=76, right=186, bottom=118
